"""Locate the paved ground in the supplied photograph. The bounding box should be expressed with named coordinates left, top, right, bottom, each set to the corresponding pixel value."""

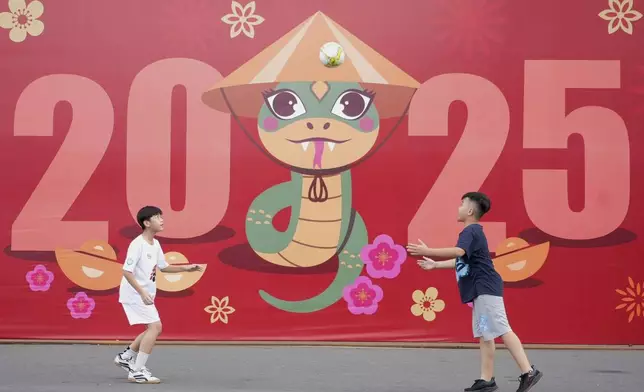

left=0, top=344, right=641, bottom=391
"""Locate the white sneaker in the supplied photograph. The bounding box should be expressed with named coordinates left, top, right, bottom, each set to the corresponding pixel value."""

left=113, top=352, right=134, bottom=372
left=128, top=367, right=161, bottom=384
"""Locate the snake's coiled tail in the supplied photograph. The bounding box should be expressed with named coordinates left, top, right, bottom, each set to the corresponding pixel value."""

left=258, top=210, right=368, bottom=313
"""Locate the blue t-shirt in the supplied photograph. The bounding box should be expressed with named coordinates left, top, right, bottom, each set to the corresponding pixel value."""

left=454, top=224, right=503, bottom=303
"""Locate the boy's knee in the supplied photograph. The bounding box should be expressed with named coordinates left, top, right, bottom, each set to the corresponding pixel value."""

left=148, top=321, right=162, bottom=335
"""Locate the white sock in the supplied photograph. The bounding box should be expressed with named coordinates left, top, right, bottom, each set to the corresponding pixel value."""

left=133, top=351, right=149, bottom=371
left=124, top=346, right=137, bottom=359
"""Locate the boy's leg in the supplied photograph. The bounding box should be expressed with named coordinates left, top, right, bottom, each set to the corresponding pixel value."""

left=114, top=331, right=145, bottom=371
left=129, top=331, right=146, bottom=352
left=492, top=299, right=543, bottom=392
left=501, top=331, right=531, bottom=374
left=121, top=303, right=162, bottom=384
left=464, top=298, right=498, bottom=392
left=479, top=337, right=495, bottom=381
left=133, top=321, right=163, bottom=371
left=114, top=306, right=147, bottom=371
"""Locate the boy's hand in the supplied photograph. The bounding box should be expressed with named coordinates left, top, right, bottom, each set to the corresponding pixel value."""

left=407, top=239, right=430, bottom=256
left=183, top=264, right=202, bottom=272
left=417, top=257, right=437, bottom=271
left=140, top=290, right=154, bottom=305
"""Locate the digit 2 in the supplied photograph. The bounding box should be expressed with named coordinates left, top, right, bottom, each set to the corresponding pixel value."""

left=407, top=73, right=509, bottom=250
left=12, top=75, right=114, bottom=251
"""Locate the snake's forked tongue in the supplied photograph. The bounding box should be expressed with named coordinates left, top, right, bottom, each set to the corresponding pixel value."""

left=313, top=140, right=325, bottom=169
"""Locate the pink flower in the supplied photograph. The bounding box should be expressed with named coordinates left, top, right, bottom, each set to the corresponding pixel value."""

left=360, top=234, right=406, bottom=279
left=66, top=292, right=95, bottom=319
left=342, top=276, right=384, bottom=315
left=25, top=264, right=54, bottom=292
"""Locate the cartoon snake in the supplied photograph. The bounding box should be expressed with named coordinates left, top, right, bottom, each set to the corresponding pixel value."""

left=243, top=81, right=381, bottom=313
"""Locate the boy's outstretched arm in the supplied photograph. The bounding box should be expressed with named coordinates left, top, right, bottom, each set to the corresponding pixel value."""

left=407, top=239, right=465, bottom=259
left=424, top=247, right=464, bottom=259
left=418, top=257, right=456, bottom=270
left=160, top=264, right=202, bottom=273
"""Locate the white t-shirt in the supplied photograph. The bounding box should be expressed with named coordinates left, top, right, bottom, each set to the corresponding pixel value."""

left=118, top=235, right=169, bottom=305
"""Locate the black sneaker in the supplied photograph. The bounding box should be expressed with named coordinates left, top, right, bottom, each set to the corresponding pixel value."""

left=464, top=378, right=499, bottom=392
left=516, top=366, right=543, bottom=392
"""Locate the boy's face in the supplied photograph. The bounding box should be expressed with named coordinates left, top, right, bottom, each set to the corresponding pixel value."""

left=144, top=214, right=164, bottom=232
left=457, top=198, right=474, bottom=222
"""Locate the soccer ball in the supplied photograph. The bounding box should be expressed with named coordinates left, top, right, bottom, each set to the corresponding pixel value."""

left=319, top=42, right=345, bottom=67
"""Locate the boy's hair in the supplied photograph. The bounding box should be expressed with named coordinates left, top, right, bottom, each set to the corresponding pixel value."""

left=461, top=192, right=490, bottom=219
left=137, top=206, right=163, bottom=230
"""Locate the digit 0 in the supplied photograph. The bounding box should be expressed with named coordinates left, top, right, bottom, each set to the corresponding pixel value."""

left=523, top=60, right=630, bottom=239
left=12, top=75, right=114, bottom=251
left=408, top=74, right=510, bottom=250
left=126, top=58, right=230, bottom=238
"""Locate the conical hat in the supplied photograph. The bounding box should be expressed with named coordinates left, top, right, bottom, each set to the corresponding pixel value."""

left=202, top=11, right=420, bottom=119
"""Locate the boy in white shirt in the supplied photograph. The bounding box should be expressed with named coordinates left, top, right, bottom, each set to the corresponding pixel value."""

left=113, top=206, right=201, bottom=384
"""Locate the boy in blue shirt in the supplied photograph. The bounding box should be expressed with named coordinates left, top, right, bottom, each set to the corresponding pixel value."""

left=407, top=192, right=542, bottom=392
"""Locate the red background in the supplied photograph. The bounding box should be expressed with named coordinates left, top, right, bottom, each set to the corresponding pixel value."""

left=0, top=0, right=643, bottom=344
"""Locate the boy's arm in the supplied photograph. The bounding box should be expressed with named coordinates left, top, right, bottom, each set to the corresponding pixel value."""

left=435, top=258, right=456, bottom=269
left=418, top=257, right=456, bottom=271
left=160, top=265, right=202, bottom=273
left=407, top=239, right=465, bottom=259
left=156, top=245, right=202, bottom=273
left=122, top=242, right=153, bottom=304
left=123, top=271, right=145, bottom=295
left=423, top=247, right=465, bottom=259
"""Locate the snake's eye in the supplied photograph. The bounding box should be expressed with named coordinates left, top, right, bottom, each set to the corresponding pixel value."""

left=263, top=89, right=307, bottom=120
left=331, top=89, right=374, bottom=121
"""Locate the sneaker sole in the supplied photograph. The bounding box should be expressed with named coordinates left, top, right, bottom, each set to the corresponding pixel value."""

left=128, top=378, right=161, bottom=384
left=519, top=371, right=543, bottom=392
left=465, top=386, right=498, bottom=392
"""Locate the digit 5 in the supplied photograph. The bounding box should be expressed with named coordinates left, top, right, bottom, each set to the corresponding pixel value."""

left=523, top=60, right=630, bottom=240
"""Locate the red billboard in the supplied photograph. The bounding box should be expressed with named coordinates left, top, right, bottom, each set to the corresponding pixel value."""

left=0, top=0, right=642, bottom=344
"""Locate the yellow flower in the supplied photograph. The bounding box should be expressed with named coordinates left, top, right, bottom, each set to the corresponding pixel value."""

left=204, top=296, right=236, bottom=324
left=221, top=1, right=265, bottom=39
left=615, top=277, right=644, bottom=323
left=0, top=0, right=44, bottom=43
left=598, top=0, right=643, bottom=35
left=411, top=287, right=445, bottom=322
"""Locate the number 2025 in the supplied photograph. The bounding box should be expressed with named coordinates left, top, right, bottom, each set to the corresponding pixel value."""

left=10, top=59, right=629, bottom=251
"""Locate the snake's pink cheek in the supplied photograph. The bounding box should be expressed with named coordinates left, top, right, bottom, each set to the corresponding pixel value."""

left=263, top=116, right=279, bottom=132
left=359, top=116, right=375, bottom=132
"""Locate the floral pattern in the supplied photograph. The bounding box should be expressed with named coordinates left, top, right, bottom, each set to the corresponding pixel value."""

left=615, top=277, right=644, bottom=323
left=25, top=264, right=54, bottom=292
left=599, top=0, right=642, bottom=35
left=342, top=276, right=384, bottom=315
left=411, top=287, right=446, bottom=322
left=360, top=234, right=406, bottom=279
left=0, top=0, right=44, bottom=43
left=66, top=292, right=95, bottom=319
left=221, top=1, right=264, bottom=39
left=204, top=295, right=236, bottom=324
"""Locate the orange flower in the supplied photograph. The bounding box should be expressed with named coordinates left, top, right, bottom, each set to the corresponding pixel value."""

left=615, top=277, right=644, bottom=323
